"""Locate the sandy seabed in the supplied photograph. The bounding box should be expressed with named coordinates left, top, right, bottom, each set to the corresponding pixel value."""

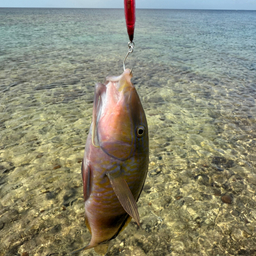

left=1, top=46, right=256, bottom=256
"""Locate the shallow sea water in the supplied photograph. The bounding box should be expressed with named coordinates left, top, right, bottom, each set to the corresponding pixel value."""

left=0, top=8, right=256, bottom=256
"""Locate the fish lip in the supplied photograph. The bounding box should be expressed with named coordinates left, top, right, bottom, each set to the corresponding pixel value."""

left=95, top=76, right=136, bottom=161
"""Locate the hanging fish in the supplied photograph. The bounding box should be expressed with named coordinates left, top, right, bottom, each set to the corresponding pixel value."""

left=73, top=69, right=149, bottom=255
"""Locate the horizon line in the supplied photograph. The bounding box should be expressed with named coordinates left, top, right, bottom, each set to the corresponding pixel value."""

left=0, top=7, right=256, bottom=11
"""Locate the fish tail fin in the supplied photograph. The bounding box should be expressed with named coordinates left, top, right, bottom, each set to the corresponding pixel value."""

left=94, top=242, right=110, bottom=256
left=71, top=242, right=109, bottom=255
left=70, top=243, right=94, bottom=254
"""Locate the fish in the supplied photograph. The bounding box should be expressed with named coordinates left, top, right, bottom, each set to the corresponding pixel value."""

left=72, top=69, right=149, bottom=255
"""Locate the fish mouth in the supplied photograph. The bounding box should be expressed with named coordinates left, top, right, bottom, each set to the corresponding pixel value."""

left=92, top=69, right=140, bottom=161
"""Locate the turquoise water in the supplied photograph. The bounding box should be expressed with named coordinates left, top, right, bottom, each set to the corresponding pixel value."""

left=0, top=8, right=256, bottom=256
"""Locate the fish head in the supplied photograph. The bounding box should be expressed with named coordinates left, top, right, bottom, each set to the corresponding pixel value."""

left=92, top=69, right=148, bottom=161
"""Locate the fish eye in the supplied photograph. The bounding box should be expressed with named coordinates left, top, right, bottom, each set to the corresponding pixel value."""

left=136, top=126, right=145, bottom=138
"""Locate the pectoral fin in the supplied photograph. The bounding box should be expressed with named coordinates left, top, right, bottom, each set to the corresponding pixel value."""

left=107, top=172, right=140, bottom=226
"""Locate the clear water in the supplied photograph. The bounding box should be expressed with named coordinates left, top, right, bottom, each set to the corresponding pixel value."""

left=0, top=8, right=256, bottom=256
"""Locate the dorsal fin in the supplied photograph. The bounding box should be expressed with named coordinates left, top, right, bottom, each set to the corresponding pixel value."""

left=92, top=83, right=105, bottom=147
left=81, top=161, right=91, bottom=201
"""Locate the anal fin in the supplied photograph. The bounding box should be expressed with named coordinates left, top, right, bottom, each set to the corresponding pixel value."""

left=107, top=172, right=140, bottom=226
left=94, top=242, right=110, bottom=255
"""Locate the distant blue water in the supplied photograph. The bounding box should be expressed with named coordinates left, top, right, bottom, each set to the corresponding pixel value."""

left=1, top=9, right=255, bottom=82
left=1, top=8, right=256, bottom=256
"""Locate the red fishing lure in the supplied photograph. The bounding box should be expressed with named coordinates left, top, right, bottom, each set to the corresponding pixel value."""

left=124, top=0, right=136, bottom=42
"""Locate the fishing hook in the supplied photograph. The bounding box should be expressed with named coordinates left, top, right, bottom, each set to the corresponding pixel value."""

left=123, top=41, right=135, bottom=71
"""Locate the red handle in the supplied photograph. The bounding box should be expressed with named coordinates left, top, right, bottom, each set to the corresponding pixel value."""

left=124, top=0, right=136, bottom=42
